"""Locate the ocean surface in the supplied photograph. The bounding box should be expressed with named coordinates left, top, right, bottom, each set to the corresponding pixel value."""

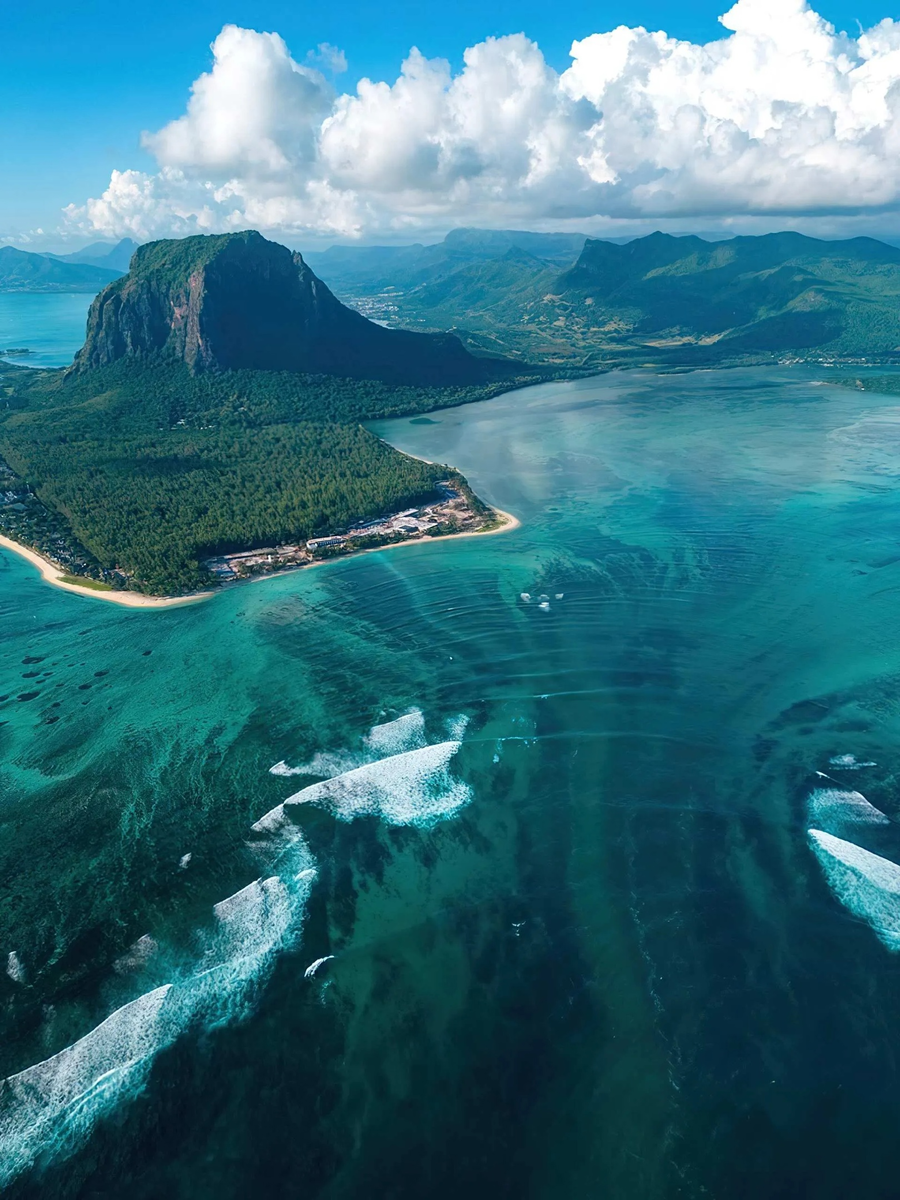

left=4, top=366, right=900, bottom=1197
left=0, top=294, right=94, bottom=368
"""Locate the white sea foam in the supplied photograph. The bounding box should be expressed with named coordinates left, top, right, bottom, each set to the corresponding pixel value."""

left=208, top=877, right=294, bottom=968
left=808, top=787, right=889, bottom=832
left=809, top=829, right=900, bottom=950
left=538, top=601, right=550, bottom=611
left=0, top=842, right=318, bottom=1186
left=829, top=754, right=877, bottom=769
left=178, top=852, right=192, bottom=869
left=445, top=713, right=470, bottom=742
left=282, top=741, right=472, bottom=827
left=303, top=955, right=334, bottom=979
left=364, top=709, right=426, bottom=757
left=5, top=953, right=24, bottom=985
left=250, top=804, right=287, bottom=835
left=270, top=751, right=361, bottom=779
left=113, top=934, right=159, bottom=976
left=0, top=984, right=174, bottom=1185
left=269, top=708, right=428, bottom=781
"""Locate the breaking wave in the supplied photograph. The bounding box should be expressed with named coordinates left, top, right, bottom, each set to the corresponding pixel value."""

left=364, top=710, right=427, bottom=757
left=255, top=740, right=471, bottom=831
left=257, top=711, right=472, bottom=833
left=0, top=985, right=174, bottom=1186
left=808, top=786, right=889, bottom=835
left=270, top=709, right=428, bottom=779
left=2, top=705, right=471, bottom=1183
left=829, top=754, right=877, bottom=770
left=0, top=846, right=317, bottom=1186
left=809, top=829, right=900, bottom=951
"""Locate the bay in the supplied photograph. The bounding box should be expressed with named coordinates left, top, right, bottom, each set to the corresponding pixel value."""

left=3, top=366, right=900, bottom=1197
left=0, top=294, right=94, bottom=368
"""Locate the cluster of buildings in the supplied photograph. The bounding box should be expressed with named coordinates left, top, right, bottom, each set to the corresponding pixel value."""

left=204, top=482, right=470, bottom=583
left=1, top=490, right=27, bottom=513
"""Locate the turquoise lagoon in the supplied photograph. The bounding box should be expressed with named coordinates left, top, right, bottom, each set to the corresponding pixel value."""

left=4, top=367, right=900, bottom=1196
left=0, top=294, right=94, bottom=368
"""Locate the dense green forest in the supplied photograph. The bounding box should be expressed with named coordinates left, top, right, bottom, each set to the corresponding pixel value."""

left=0, top=359, right=534, bottom=594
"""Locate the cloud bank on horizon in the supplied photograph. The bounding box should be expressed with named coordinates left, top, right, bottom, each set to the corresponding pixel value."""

left=66, top=0, right=900, bottom=242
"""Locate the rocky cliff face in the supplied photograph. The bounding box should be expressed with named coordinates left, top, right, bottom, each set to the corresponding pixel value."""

left=74, top=231, right=490, bottom=384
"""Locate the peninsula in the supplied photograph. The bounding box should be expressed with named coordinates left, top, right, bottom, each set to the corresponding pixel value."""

left=0, top=231, right=531, bottom=600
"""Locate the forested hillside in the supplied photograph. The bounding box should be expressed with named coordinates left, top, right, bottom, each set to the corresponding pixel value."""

left=316, top=230, right=900, bottom=366
left=0, top=359, right=530, bottom=594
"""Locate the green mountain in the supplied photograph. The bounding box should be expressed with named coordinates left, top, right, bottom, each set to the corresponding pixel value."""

left=50, top=238, right=141, bottom=272
left=305, top=227, right=587, bottom=293
left=76, top=230, right=502, bottom=385
left=0, top=246, right=122, bottom=293
left=0, top=231, right=535, bottom=595
left=387, top=231, right=900, bottom=364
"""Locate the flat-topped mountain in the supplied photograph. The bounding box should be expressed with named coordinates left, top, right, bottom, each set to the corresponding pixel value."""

left=75, top=231, right=496, bottom=385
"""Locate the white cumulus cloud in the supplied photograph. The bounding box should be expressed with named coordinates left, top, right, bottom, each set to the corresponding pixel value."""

left=65, top=1, right=900, bottom=242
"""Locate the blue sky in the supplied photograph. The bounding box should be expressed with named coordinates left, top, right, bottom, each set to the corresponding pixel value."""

left=4, top=0, right=900, bottom=247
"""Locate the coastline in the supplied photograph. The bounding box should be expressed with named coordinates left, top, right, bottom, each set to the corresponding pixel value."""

left=0, top=535, right=214, bottom=608
left=0, top=507, right=520, bottom=608
left=240, top=505, right=521, bottom=590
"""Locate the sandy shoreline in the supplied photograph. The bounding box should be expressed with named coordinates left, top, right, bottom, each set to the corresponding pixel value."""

left=0, top=536, right=214, bottom=608
left=0, top=508, right=520, bottom=609
left=240, top=506, right=521, bottom=591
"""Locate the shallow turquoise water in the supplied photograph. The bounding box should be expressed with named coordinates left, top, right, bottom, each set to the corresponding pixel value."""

left=5, top=367, right=900, bottom=1196
left=0, top=294, right=94, bottom=368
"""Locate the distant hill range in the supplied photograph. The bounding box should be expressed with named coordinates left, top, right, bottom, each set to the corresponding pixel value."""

left=0, top=239, right=141, bottom=293
left=10, top=226, right=900, bottom=367
left=75, top=230, right=503, bottom=385
left=47, top=238, right=140, bottom=273
left=304, top=228, right=589, bottom=293
left=0, top=246, right=124, bottom=293
left=309, top=229, right=900, bottom=364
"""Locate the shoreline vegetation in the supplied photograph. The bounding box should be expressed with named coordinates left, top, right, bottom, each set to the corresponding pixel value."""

left=0, top=505, right=520, bottom=609
left=0, top=352, right=540, bottom=597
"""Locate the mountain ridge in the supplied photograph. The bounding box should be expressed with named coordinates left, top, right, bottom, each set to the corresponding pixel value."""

left=359, top=229, right=900, bottom=363
left=47, top=238, right=140, bottom=273
left=0, top=246, right=122, bottom=293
